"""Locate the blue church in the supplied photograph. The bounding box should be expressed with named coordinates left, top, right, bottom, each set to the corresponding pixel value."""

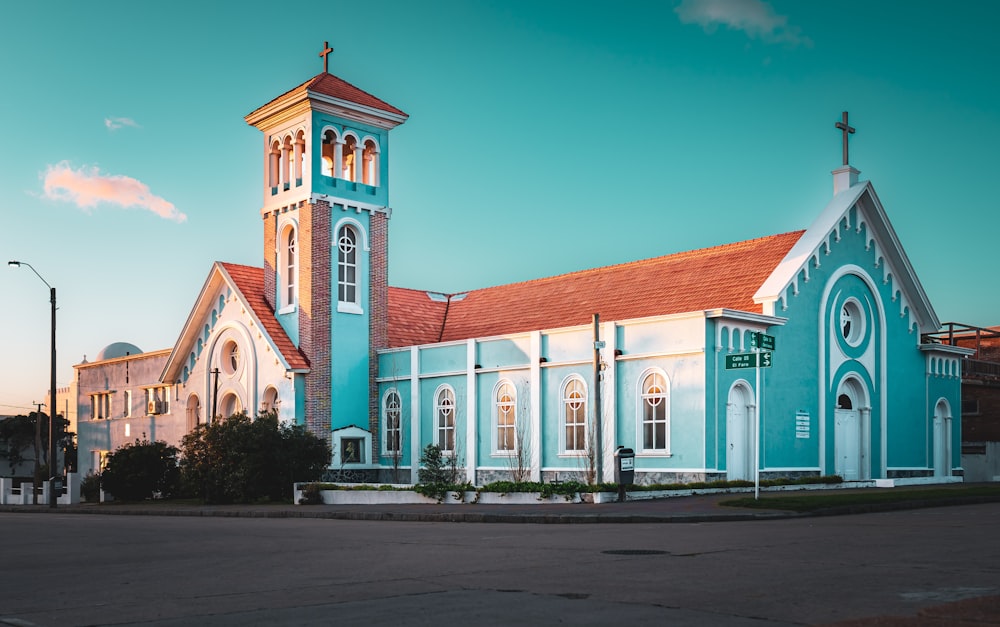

left=145, top=49, right=967, bottom=486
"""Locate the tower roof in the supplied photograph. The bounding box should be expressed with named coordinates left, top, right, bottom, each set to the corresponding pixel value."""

left=245, top=72, right=407, bottom=129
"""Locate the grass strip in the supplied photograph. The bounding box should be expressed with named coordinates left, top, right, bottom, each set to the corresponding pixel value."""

left=720, top=485, right=1000, bottom=513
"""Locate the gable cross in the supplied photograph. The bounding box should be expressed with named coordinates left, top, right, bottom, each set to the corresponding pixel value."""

left=319, top=41, right=334, bottom=74
left=835, top=111, right=855, bottom=166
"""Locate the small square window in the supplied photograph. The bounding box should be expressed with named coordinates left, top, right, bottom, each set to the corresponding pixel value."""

left=341, top=438, right=364, bottom=464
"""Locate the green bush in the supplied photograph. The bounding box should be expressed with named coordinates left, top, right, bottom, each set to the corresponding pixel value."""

left=80, top=472, right=101, bottom=502
left=180, top=410, right=331, bottom=504
left=100, top=439, right=180, bottom=501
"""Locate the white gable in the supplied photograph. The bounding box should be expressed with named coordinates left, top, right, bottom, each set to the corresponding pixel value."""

left=754, top=179, right=940, bottom=333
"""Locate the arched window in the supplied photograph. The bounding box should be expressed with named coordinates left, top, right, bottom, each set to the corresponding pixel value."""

left=337, top=224, right=358, bottom=306
left=293, top=130, right=306, bottom=185
left=261, top=386, right=279, bottom=415
left=321, top=129, right=337, bottom=177
left=362, top=139, right=379, bottom=186
left=220, top=393, right=241, bottom=420
left=495, top=381, right=517, bottom=453
left=269, top=140, right=281, bottom=190
left=279, top=224, right=297, bottom=309
left=436, top=386, right=456, bottom=452
left=640, top=371, right=669, bottom=452
left=342, top=135, right=358, bottom=181
left=281, top=136, right=293, bottom=190
left=186, top=394, right=201, bottom=431
left=562, top=376, right=587, bottom=453
left=383, top=389, right=401, bottom=455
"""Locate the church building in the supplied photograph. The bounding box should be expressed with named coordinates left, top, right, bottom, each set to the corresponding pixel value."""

left=76, top=48, right=969, bottom=486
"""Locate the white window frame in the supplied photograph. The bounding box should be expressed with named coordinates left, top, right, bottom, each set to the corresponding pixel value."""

left=337, top=224, right=361, bottom=314
left=493, top=380, right=517, bottom=455
left=382, top=388, right=402, bottom=456
left=435, top=385, right=456, bottom=453
left=637, top=369, right=670, bottom=455
left=278, top=221, right=298, bottom=314
left=560, top=375, right=588, bottom=455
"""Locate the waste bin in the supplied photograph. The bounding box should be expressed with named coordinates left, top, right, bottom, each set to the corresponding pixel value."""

left=613, top=446, right=634, bottom=502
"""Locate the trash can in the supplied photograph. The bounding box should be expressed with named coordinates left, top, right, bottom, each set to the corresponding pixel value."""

left=613, top=446, right=634, bottom=502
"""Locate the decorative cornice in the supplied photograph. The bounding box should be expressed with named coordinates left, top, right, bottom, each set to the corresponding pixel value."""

left=309, top=193, right=391, bottom=217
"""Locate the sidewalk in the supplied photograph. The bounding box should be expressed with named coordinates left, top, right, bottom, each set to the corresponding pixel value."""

left=3, top=486, right=998, bottom=523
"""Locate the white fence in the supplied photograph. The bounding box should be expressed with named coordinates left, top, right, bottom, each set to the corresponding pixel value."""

left=0, top=473, right=80, bottom=505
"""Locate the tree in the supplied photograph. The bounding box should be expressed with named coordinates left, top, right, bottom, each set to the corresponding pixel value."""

left=180, top=410, right=331, bottom=504
left=101, top=439, right=180, bottom=501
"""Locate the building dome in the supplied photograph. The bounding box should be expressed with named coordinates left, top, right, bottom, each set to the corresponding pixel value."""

left=95, top=341, right=143, bottom=361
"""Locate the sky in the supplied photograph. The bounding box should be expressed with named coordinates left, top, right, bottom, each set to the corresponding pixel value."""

left=1, top=0, right=998, bottom=415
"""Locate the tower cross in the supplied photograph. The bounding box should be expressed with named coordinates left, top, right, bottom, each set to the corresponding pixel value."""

left=319, top=41, right=334, bottom=74
left=835, top=111, right=855, bottom=166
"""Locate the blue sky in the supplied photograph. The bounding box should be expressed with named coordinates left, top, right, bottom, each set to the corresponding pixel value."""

left=2, top=0, right=998, bottom=414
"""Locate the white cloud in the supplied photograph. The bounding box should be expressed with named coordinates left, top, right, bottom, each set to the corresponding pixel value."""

left=104, top=116, right=140, bottom=131
left=42, top=161, right=187, bottom=223
left=675, top=0, right=812, bottom=47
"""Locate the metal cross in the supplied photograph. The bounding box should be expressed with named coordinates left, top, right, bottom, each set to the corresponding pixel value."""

left=835, top=111, right=855, bottom=166
left=319, top=41, right=334, bottom=73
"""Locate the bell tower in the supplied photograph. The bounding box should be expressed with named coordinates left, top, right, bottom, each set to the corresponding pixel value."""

left=244, top=43, right=408, bottom=439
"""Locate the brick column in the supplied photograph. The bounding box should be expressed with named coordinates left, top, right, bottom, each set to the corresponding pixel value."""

left=369, top=210, right=389, bottom=460
left=299, top=200, right=332, bottom=436
left=262, top=210, right=277, bottom=310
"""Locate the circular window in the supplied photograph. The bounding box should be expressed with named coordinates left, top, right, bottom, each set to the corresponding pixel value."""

left=222, top=340, right=240, bottom=375
left=840, top=298, right=865, bottom=347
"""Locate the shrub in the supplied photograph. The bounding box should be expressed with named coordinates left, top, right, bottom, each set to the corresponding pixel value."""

left=180, top=410, right=331, bottom=504
left=417, top=444, right=457, bottom=486
left=100, top=439, right=180, bottom=501
left=80, top=472, right=101, bottom=502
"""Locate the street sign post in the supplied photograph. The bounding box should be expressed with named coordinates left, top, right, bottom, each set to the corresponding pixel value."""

left=750, top=332, right=775, bottom=351
left=725, top=352, right=771, bottom=369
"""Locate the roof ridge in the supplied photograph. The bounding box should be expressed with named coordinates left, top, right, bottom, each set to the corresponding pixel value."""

left=397, top=230, right=805, bottom=297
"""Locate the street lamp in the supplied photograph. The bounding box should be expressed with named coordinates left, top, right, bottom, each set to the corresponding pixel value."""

left=9, top=260, right=58, bottom=508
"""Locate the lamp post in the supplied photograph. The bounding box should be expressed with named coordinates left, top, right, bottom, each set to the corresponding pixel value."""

left=9, top=260, right=58, bottom=508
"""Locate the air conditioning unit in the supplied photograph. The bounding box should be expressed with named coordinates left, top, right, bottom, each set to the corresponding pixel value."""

left=148, top=400, right=159, bottom=415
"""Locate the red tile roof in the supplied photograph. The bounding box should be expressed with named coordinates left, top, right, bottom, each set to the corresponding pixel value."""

left=388, top=231, right=804, bottom=347
left=247, top=72, right=407, bottom=120
left=220, top=262, right=310, bottom=371
left=388, top=287, right=450, bottom=347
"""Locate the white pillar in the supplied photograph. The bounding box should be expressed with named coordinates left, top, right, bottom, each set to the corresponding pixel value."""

left=530, top=331, right=542, bottom=482
left=409, top=346, right=421, bottom=485
left=466, top=339, right=477, bottom=485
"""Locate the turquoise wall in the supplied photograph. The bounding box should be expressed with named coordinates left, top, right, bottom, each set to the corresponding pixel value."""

left=329, top=209, right=372, bottom=431
left=540, top=365, right=592, bottom=470
left=310, top=112, right=390, bottom=207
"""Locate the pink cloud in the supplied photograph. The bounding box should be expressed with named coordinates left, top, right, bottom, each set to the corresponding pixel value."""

left=42, top=161, right=187, bottom=223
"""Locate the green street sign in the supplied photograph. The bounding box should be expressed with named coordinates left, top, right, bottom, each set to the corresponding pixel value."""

left=725, top=351, right=773, bottom=369
left=725, top=353, right=757, bottom=369
left=750, top=332, right=776, bottom=351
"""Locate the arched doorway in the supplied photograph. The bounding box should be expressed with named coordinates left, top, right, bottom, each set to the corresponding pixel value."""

left=933, top=399, right=952, bottom=477
left=726, top=382, right=755, bottom=481
left=834, top=377, right=869, bottom=480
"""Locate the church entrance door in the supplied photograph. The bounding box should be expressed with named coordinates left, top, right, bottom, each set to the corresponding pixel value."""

left=834, top=407, right=860, bottom=480
left=933, top=401, right=951, bottom=477
left=726, top=383, right=754, bottom=481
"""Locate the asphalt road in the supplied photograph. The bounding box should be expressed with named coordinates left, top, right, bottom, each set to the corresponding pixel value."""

left=1, top=504, right=998, bottom=626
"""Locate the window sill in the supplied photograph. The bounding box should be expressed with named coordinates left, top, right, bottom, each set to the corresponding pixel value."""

left=635, top=452, right=672, bottom=458
left=557, top=452, right=587, bottom=459
left=278, top=304, right=297, bottom=315
left=338, top=302, right=363, bottom=315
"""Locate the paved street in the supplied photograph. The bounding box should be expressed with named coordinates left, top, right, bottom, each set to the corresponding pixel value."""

left=1, top=502, right=999, bottom=626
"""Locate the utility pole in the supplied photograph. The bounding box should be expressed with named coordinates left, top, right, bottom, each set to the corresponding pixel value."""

left=211, top=368, right=221, bottom=421
left=593, top=314, right=603, bottom=483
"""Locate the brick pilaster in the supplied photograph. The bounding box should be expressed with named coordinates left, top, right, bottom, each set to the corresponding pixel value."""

left=369, top=210, right=389, bottom=460
left=262, top=210, right=277, bottom=311
left=299, top=200, right=332, bottom=436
